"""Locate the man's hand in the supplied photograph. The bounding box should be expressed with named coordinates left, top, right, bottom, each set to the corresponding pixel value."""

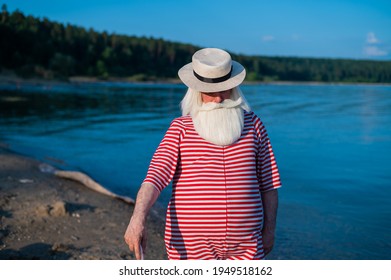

left=124, top=216, right=146, bottom=260
left=262, top=228, right=275, bottom=256
left=261, top=189, right=278, bottom=257
left=123, top=183, right=160, bottom=260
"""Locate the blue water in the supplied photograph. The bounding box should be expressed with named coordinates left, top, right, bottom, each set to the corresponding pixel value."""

left=0, top=82, right=390, bottom=260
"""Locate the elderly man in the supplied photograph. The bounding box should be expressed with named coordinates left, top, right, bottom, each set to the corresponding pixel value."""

left=124, top=48, right=281, bottom=260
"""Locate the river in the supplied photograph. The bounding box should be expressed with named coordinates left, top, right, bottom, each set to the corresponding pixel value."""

left=1, top=81, right=390, bottom=259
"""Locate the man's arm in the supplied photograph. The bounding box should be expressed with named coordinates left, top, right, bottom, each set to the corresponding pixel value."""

left=124, top=183, right=159, bottom=260
left=261, top=189, right=279, bottom=256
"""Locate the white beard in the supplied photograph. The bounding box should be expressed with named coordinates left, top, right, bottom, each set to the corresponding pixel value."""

left=191, top=98, right=244, bottom=146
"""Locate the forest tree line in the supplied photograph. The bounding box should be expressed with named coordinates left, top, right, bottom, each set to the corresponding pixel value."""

left=1, top=5, right=390, bottom=83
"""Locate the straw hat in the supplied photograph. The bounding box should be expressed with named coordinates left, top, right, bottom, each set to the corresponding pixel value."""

left=178, top=48, right=246, bottom=93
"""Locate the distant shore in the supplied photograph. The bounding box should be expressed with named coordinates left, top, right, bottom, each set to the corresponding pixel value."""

left=0, top=72, right=183, bottom=88
left=0, top=145, right=167, bottom=260
left=1, top=72, right=390, bottom=89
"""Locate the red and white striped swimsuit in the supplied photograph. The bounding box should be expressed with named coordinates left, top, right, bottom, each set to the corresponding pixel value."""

left=143, top=111, right=281, bottom=260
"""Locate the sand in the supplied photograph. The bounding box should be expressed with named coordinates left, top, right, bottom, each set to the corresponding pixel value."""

left=0, top=147, right=167, bottom=260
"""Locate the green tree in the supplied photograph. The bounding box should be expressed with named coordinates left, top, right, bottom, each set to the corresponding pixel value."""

left=1, top=7, right=390, bottom=83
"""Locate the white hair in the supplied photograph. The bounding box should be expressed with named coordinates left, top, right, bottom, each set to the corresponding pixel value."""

left=180, top=87, right=251, bottom=116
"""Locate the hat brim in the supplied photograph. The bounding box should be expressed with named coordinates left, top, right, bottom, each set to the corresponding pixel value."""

left=178, top=61, right=246, bottom=93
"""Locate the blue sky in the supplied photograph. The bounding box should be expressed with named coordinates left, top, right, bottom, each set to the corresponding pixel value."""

left=3, top=0, right=391, bottom=60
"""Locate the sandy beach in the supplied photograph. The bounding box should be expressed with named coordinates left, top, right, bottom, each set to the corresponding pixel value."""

left=0, top=146, right=167, bottom=260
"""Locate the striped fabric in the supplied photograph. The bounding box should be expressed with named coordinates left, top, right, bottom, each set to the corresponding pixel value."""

left=143, top=111, right=281, bottom=260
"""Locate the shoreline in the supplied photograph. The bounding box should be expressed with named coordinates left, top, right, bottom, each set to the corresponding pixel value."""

left=0, top=146, right=167, bottom=260
left=1, top=73, right=390, bottom=89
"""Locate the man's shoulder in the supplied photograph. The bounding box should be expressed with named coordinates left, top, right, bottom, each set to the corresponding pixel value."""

left=244, top=111, right=265, bottom=130
left=168, top=115, right=192, bottom=130
left=244, top=110, right=256, bottom=117
left=171, top=115, right=192, bottom=124
left=244, top=110, right=260, bottom=122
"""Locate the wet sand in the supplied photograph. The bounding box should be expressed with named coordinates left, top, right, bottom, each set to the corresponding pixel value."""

left=0, top=146, right=167, bottom=260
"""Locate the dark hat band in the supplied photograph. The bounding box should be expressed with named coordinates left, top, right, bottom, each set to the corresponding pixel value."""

left=193, top=66, right=233, bottom=84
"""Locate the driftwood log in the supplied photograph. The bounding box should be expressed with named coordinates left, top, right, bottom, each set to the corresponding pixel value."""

left=39, top=163, right=135, bottom=204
